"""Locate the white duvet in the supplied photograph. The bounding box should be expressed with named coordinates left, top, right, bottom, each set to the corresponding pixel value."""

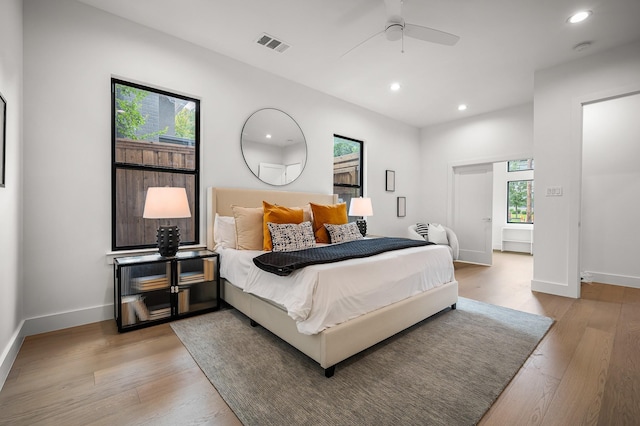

left=217, top=244, right=455, bottom=335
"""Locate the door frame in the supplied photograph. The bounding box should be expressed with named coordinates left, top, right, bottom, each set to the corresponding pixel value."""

left=446, top=153, right=534, bottom=263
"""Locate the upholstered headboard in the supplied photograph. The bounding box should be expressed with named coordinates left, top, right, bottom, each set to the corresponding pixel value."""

left=206, top=187, right=338, bottom=250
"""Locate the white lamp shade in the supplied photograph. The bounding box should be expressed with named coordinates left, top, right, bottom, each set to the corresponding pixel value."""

left=143, top=187, right=192, bottom=219
left=348, top=197, right=373, bottom=217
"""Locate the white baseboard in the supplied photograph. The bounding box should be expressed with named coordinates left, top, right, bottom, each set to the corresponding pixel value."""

left=22, top=303, right=114, bottom=336
left=531, top=279, right=580, bottom=298
left=0, top=320, right=26, bottom=392
left=1, top=304, right=114, bottom=391
left=584, top=271, right=640, bottom=289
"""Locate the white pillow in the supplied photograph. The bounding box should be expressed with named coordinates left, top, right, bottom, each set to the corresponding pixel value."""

left=427, top=223, right=449, bottom=245
left=213, top=213, right=237, bottom=250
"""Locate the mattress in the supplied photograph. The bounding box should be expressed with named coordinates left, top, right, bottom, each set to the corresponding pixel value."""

left=217, top=244, right=455, bottom=335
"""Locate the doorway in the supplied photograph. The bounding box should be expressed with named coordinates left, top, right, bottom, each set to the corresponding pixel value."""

left=581, top=92, right=640, bottom=287
left=452, top=163, right=494, bottom=265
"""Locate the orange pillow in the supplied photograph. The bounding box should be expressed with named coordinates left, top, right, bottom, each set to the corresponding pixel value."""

left=310, top=202, right=348, bottom=243
left=262, top=201, right=304, bottom=251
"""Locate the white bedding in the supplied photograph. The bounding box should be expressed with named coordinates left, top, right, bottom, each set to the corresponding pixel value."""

left=218, top=243, right=455, bottom=335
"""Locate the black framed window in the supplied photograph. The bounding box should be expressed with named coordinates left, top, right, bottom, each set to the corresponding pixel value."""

left=507, top=180, right=534, bottom=224
left=333, top=135, right=363, bottom=219
left=111, top=79, right=200, bottom=250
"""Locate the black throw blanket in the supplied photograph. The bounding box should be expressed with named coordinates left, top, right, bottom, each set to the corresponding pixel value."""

left=253, top=237, right=432, bottom=276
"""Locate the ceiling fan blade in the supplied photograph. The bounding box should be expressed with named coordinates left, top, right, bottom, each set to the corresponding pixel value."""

left=383, top=0, right=402, bottom=18
left=340, top=29, right=385, bottom=58
left=404, top=23, right=460, bottom=46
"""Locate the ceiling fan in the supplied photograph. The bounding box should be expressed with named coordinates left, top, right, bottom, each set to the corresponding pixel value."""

left=342, top=0, right=460, bottom=57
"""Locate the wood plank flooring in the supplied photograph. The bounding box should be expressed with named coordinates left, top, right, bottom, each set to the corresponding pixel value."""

left=1, top=251, right=638, bottom=425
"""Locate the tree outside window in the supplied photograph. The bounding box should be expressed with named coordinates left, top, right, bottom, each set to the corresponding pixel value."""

left=507, top=180, right=534, bottom=224
left=112, top=79, right=200, bottom=250
left=333, top=135, right=363, bottom=219
left=508, top=159, right=534, bottom=172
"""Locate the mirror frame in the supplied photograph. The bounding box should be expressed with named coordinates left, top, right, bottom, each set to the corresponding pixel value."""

left=240, top=108, right=307, bottom=186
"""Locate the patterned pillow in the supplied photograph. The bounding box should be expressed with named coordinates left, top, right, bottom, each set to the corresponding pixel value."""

left=416, top=222, right=429, bottom=240
left=267, top=221, right=317, bottom=252
left=324, top=222, right=364, bottom=244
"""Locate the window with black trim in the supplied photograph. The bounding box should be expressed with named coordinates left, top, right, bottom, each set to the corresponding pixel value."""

left=507, top=180, right=534, bottom=224
left=333, top=135, right=363, bottom=218
left=111, top=79, right=200, bottom=250
left=508, top=159, right=534, bottom=172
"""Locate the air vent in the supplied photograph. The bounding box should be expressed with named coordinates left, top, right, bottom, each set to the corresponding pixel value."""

left=256, top=33, right=291, bottom=53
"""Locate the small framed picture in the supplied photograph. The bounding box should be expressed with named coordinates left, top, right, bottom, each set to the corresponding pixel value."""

left=397, top=196, right=406, bottom=217
left=0, top=90, right=6, bottom=188
left=386, top=170, right=395, bottom=192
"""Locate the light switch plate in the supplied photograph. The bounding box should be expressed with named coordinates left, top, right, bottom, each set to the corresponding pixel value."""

left=546, top=186, right=563, bottom=196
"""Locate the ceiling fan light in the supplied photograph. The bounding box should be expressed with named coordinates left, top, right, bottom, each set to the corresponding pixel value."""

left=386, top=24, right=404, bottom=41
left=568, top=10, right=592, bottom=24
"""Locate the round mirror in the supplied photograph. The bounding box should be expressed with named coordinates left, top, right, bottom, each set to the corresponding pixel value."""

left=241, top=108, right=307, bottom=186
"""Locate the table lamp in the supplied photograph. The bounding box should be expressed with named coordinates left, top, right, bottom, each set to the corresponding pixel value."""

left=143, top=187, right=192, bottom=257
left=348, top=197, right=373, bottom=237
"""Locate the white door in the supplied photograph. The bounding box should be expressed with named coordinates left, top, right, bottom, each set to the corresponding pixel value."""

left=258, top=162, right=285, bottom=185
left=452, top=164, right=493, bottom=265
left=285, top=163, right=302, bottom=184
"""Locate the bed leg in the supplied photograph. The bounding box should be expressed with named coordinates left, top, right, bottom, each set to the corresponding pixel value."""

left=324, top=366, right=335, bottom=378
left=451, top=303, right=457, bottom=310
left=250, top=319, right=259, bottom=327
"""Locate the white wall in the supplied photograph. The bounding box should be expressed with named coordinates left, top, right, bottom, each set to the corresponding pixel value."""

left=21, top=0, right=421, bottom=334
left=419, top=103, right=534, bottom=226
left=532, top=39, right=640, bottom=298
left=581, top=93, right=640, bottom=288
left=0, top=0, right=24, bottom=389
left=492, top=162, right=534, bottom=251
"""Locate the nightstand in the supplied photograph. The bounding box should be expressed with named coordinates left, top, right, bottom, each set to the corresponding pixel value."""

left=114, top=250, right=220, bottom=332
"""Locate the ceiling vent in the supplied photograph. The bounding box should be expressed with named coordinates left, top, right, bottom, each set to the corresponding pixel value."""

left=256, top=33, right=291, bottom=53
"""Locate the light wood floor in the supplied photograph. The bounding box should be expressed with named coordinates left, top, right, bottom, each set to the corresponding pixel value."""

left=1, top=251, right=638, bottom=425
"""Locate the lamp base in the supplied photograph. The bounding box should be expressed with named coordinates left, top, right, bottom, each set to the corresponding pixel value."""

left=157, top=225, right=180, bottom=257
left=356, top=219, right=367, bottom=237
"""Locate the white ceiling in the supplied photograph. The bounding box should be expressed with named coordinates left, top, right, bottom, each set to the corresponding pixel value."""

left=76, top=0, right=640, bottom=128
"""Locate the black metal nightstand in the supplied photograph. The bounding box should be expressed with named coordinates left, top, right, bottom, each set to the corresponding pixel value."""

left=114, top=250, right=220, bottom=332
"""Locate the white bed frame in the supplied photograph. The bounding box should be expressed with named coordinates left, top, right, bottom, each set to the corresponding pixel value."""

left=207, top=187, right=458, bottom=377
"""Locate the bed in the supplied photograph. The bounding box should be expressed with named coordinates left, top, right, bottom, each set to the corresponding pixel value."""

left=206, top=187, right=458, bottom=377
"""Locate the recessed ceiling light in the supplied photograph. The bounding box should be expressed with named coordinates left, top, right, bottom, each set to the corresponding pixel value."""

left=458, top=104, right=467, bottom=111
left=390, top=82, right=401, bottom=91
left=265, top=134, right=272, bottom=139
left=568, top=10, right=592, bottom=24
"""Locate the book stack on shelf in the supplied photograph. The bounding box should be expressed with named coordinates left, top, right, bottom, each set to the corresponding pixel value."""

left=179, top=271, right=205, bottom=285
left=204, top=258, right=216, bottom=281
left=121, top=295, right=150, bottom=325
left=148, top=305, right=171, bottom=320
left=132, top=274, right=169, bottom=291
left=178, top=288, right=190, bottom=314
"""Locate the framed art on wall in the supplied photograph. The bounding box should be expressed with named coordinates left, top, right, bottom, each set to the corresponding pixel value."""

left=0, top=91, right=6, bottom=188
left=386, top=170, right=395, bottom=192
left=397, top=196, right=406, bottom=217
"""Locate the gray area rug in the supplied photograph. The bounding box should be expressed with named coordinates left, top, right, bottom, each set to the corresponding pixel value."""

left=171, top=297, right=553, bottom=425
